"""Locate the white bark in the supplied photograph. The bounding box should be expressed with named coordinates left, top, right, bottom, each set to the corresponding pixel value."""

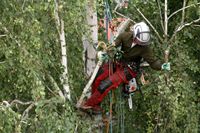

left=54, top=0, right=71, bottom=100
left=181, top=0, right=187, bottom=24
left=164, top=0, right=168, bottom=38
left=76, top=61, right=102, bottom=108
left=60, top=20, right=71, bottom=100
left=83, top=0, right=98, bottom=77
left=157, top=0, right=164, bottom=33
left=169, top=2, right=200, bottom=43
left=46, top=73, right=65, bottom=100
left=164, top=0, right=169, bottom=63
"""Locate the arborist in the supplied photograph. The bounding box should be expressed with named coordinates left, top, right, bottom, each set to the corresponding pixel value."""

left=80, top=21, right=170, bottom=113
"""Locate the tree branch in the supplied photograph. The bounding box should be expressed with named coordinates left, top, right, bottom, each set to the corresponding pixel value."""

left=164, top=0, right=168, bottom=38
left=168, top=2, right=200, bottom=20
left=156, top=0, right=164, bottom=32
left=20, top=103, right=35, bottom=123
left=54, top=0, right=71, bottom=101
left=177, top=17, right=200, bottom=32
left=76, top=61, right=102, bottom=108
left=113, top=4, right=136, bottom=23
left=170, top=17, right=200, bottom=43
left=3, top=27, right=66, bottom=100
left=0, top=34, right=6, bottom=37
left=181, top=0, right=187, bottom=25
left=45, top=72, right=65, bottom=100
left=1, top=100, right=34, bottom=108
left=193, top=24, right=200, bottom=27
left=54, top=0, right=61, bottom=34
left=10, top=100, right=34, bottom=106
left=133, top=5, right=164, bottom=43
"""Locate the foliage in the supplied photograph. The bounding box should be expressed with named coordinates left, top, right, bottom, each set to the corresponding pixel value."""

left=0, top=0, right=199, bottom=133
left=0, top=0, right=89, bottom=133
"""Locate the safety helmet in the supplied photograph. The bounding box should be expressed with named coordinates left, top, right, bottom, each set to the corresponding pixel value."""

left=133, top=22, right=150, bottom=45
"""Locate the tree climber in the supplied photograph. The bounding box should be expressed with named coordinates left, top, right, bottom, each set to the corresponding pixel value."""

left=80, top=21, right=170, bottom=113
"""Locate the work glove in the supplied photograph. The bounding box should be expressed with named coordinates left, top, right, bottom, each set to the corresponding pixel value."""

left=97, top=51, right=108, bottom=62
left=161, top=62, right=171, bottom=71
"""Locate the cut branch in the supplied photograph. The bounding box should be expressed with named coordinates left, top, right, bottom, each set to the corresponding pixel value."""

left=76, top=61, right=102, bottom=108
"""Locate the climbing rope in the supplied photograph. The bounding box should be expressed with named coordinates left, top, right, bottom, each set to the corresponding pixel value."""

left=116, top=86, right=125, bottom=133
left=104, top=1, right=115, bottom=133
left=100, top=0, right=131, bottom=132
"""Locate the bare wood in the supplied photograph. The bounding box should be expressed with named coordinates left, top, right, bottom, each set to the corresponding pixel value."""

left=164, top=48, right=170, bottom=63
left=114, top=18, right=132, bottom=38
left=76, top=61, right=102, bottom=108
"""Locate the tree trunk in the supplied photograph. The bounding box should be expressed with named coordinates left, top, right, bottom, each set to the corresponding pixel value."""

left=54, top=0, right=71, bottom=100
left=82, top=0, right=98, bottom=77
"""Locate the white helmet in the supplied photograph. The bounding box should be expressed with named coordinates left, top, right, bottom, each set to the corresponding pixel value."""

left=133, top=22, right=150, bottom=45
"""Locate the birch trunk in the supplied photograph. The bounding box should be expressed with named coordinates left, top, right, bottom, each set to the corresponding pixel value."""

left=60, top=20, right=71, bottom=100
left=82, top=0, right=98, bottom=77
left=164, top=0, right=169, bottom=63
left=54, top=0, right=71, bottom=100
